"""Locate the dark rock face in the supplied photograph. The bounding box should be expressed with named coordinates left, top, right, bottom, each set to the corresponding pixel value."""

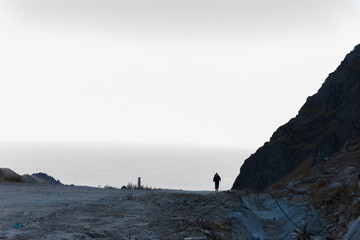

left=232, top=44, right=360, bottom=192
left=22, top=172, right=62, bottom=184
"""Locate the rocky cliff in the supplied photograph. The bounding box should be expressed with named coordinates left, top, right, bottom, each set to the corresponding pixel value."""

left=232, top=44, right=360, bottom=192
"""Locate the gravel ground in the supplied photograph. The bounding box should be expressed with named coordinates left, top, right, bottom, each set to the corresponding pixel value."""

left=2, top=177, right=353, bottom=240
left=0, top=183, right=240, bottom=240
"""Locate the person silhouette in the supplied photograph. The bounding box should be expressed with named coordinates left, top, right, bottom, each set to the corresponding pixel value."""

left=213, top=173, right=221, bottom=191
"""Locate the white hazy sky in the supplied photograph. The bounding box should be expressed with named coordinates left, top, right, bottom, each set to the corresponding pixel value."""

left=1, top=0, right=360, bottom=149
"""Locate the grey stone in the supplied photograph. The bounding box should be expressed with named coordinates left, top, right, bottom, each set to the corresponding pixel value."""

left=86, top=232, right=108, bottom=238
left=82, top=225, right=91, bottom=230
left=310, top=237, right=324, bottom=240
left=328, top=182, right=342, bottom=190
left=287, top=182, right=295, bottom=188
left=137, top=229, right=159, bottom=240
left=339, top=167, right=356, bottom=177
left=295, top=187, right=309, bottom=194
left=202, top=229, right=211, bottom=235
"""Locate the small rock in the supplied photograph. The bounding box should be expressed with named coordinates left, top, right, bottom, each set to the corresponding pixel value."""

left=107, top=232, right=129, bottom=240
left=328, top=182, right=342, bottom=190
left=295, top=187, right=309, bottom=194
left=137, top=229, right=159, bottom=240
left=214, top=231, right=225, bottom=239
left=339, top=167, right=356, bottom=177
left=72, top=233, right=88, bottom=239
left=202, top=229, right=211, bottom=235
left=287, top=182, right=295, bottom=188
left=326, top=224, right=333, bottom=229
left=82, top=225, right=92, bottom=230
left=289, top=234, right=298, bottom=240
left=338, top=205, right=347, bottom=212
left=310, top=236, right=324, bottom=240
left=86, top=232, right=108, bottom=238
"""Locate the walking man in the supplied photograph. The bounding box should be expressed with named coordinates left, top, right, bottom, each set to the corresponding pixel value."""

left=213, top=173, right=221, bottom=191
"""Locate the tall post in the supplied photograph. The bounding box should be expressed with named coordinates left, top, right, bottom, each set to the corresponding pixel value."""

left=138, top=177, right=141, bottom=189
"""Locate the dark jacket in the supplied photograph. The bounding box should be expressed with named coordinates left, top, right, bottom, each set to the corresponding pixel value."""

left=213, top=174, right=221, bottom=183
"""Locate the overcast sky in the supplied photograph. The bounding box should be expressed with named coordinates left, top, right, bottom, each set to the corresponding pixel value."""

left=1, top=0, right=360, bottom=149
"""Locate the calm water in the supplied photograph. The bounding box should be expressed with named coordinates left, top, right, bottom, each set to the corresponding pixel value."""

left=0, top=142, right=252, bottom=191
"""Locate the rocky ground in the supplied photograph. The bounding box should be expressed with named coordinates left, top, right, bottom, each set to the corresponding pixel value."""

left=0, top=183, right=244, bottom=240
left=269, top=140, right=360, bottom=240
left=1, top=177, right=359, bottom=240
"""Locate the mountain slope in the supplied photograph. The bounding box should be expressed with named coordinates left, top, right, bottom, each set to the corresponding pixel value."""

left=22, top=172, right=61, bottom=184
left=0, top=168, right=25, bottom=182
left=232, top=44, right=360, bottom=192
left=0, top=168, right=61, bottom=184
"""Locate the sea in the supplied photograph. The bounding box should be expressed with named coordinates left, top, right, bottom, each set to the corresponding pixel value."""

left=0, top=142, right=253, bottom=191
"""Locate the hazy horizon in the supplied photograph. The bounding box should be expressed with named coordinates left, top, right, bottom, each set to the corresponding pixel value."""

left=0, top=141, right=253, bottom=190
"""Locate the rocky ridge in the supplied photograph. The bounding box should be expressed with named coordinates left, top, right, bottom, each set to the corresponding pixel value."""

left=233, top=44, right=360, bottom=192
left=0, top=168, right=61, bottom=184
left=0, top=168, right=23, bottom=182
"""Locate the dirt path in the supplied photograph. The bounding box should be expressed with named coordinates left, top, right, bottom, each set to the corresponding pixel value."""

left=0, top=183, right=329, bottom=240
left=0, top=183, right=242, bottom=240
